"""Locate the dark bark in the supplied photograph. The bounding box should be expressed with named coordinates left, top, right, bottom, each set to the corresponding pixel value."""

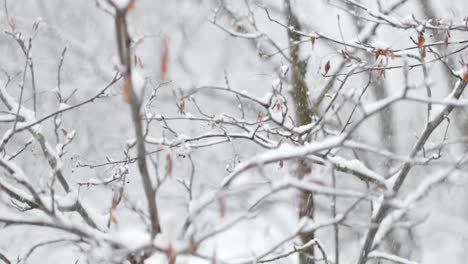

left=284, top=1, right=315, bottom=263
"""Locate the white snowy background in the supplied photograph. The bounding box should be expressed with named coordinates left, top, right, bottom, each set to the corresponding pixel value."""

left=1, top=0, right=468, bottom=263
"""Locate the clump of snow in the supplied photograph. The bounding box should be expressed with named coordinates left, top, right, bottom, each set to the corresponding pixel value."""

left=126, top=138, right=136, bottom=147
left=213, top=113, right=225, bottom=123
left=177, top=141, right=192, bottom=157
left=56, top=143, right=64, bottom=156
left=59, top=102, right=70, bottom=110
left=54, top=116, right=62, bottom=127
left=111, top=228, right=151, bottom=251
left=132, top=69, right=146, bottom=101
left=372, top=41, right=389, bottom=50
left=145, top=111, right=154, bottom=119
left=87, top=178, right=103, bottom=185
left=57, top=190, right=78, bottom=208
left=111, top=0, right=130, bottom=10
left=375, top=55, right=388, bottom=67
left=0, top=114, right=16, bottom=122
left=328, top=155, right=388, bottom=187
left=416, top=24, right=424, bottom=33
left=400, top=15, right=415, bottom=25
left=67, top=130, right=76, bottom=140
left=272, top=78, right=281, bottom=90
left=259, top=92, right=272, bottom=105
left=371, top=194, right=384, bottom=218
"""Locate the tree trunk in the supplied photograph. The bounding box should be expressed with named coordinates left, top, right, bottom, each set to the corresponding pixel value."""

left=284, top=1, right=315, bottom=263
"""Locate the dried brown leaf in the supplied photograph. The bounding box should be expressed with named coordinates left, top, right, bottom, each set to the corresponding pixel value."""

left=324, top=61, right=330, bottom=75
